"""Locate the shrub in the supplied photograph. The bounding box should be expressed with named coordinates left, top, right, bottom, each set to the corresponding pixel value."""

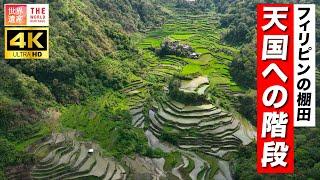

left=159, top=127, right=181, bottom=145
left=236, top=91, right=256, bottom=125
left=0, top=138, right=34, bottom=178
left=230, top=43, right=256, bottom=89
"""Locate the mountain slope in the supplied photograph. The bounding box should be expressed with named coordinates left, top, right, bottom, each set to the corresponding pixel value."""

left=2, top=0, right=166, bottom=104
left=0, top=0, right=167, bottom=178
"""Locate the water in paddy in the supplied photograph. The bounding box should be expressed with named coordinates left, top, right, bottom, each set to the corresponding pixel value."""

left=134, top=9, right=255, bottom=180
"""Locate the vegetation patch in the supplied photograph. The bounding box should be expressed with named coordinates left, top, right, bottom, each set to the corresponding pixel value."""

left=60, top=90, right=162, bottom=159
left=181, top=64, right=202, bottom=76
left=197, top=152, right=219, bottom=179
left=164, top=151, right=182, bottom=172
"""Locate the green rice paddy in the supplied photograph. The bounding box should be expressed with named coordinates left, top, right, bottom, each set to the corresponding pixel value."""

left=136, top=8, right=245, bottom=96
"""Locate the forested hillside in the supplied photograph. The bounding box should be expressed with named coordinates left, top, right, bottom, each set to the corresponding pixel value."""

left=0, top=0, right=319, bottom=179
left=215, top=0, right=320, bottom=179
left=0, top=0, right=167, bottom=178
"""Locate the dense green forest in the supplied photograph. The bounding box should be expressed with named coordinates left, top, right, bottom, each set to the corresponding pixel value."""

left=217, top=1, right=320, bottom=179
left=0, top=0, right=319, bottom=179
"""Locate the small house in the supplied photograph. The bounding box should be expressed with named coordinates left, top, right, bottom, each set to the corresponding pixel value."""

left=88, top=148, right=94, bottom=153
left=189, top=52, right=199, bottom=59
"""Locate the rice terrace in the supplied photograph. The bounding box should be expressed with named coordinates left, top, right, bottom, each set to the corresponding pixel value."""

left=1, top=0, right=319, bottom=180
left=25, top=4, right=255, bottom=180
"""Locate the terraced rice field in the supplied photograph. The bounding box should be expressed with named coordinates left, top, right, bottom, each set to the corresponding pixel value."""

left=137, top=9, right=243, bottom=95
left=120, top=79, right=149, bottom=128
left=30, top=132, right=126, bottom=180
left=24, top=6, right=257, bottom=180
left=116, top=8, right=256, bottom=180
left=122, top=8, right=248, bottom=129
left=149, top=76, right=253, bottom=157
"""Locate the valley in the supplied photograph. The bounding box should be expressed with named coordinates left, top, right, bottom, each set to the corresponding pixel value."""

left=2, top=1, right=319, bottom=180
left=20, top=6, right=255, bottom=180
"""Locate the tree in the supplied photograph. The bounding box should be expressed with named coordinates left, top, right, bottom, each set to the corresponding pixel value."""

left=237, top=91, right=256, bottom=125
left=230, top=43, right=256, bottom=89
left=223, top=23, right=251, bottom=45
